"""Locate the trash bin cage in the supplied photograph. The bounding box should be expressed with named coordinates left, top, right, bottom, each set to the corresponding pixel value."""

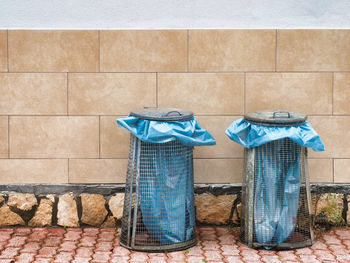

left=226, top=110, right=325, bottom=250
left=117, top=108, right=215, bottom=252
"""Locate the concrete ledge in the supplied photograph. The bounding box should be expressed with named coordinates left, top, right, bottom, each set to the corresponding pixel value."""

left=0, top=183, right=349, bottom=195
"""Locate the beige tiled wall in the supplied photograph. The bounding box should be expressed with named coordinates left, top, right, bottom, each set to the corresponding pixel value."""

left=0, top=117, right=8, bottom=158
left=0, top=31, right=7, bottom=72
left=0, top=29, right=349, bottom=184
left=100, top=30, right=187, bottom=72
left=8, top=31, right=99, bottom=72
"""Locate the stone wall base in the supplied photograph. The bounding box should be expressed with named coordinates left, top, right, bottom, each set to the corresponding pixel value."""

left=0, top=184, right=348, bottom=227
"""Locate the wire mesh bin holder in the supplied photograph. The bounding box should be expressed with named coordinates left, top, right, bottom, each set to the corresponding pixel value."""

left=241, top=144, right=314, bottom=249
left=118, top=108, right=209, bottom=252
left=225, top=110, right=325, bottom=252
left=224, top=110, right=324, bottom=250
left=120, top=134, right=197, bottom=252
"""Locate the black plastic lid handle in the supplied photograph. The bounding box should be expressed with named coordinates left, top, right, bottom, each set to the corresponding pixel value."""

left=272, top=110, right=291, bottom=119
left=244, top=110, right=307, bottom=126
left=163, top=110, right=182, bottom=117
left=130, top=107, right=194, bottom=121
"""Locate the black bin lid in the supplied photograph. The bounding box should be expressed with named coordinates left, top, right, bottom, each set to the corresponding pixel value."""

left=244, top=110, right=307, bottom=126
left=130, top=107, right=194, bottom=121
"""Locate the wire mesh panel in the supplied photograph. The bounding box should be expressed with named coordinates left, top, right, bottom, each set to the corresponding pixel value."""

left=120, top=135, right=197, bottom=252
left=240, top=138, right=313, bottom=249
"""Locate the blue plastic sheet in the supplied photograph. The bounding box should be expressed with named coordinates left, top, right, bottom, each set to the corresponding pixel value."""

left=225, top=118, right=324, bottom=151
left=117, top=116, right=215, bottom=244
left=117, top=116, right=216, bottom=146
left=139, top=143, right=195, bottom=244
left=254, top=139, right=301, bottom=246
left=225, top=118, right=325, bottom=247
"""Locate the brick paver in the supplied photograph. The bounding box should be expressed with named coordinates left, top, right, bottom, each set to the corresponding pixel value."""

left=0, top=226, right=347, bottom=262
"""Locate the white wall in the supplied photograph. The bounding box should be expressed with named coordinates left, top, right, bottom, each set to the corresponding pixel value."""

left=0, top=0, right=350, bottom=29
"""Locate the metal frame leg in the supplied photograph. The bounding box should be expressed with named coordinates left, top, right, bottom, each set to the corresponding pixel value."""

left=245, top=148, right=255, bottom=247
left=131, top=138, right=141, bottom=248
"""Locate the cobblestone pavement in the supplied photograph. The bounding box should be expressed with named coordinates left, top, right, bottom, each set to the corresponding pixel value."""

left=0, top=226, right=349, bottom=262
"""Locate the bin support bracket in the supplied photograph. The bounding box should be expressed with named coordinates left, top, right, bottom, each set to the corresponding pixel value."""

left=126, top=136, right=137, bottom=246
left=245, top=148, right=255, bottom=247
left=303, top=147, right=315, bottom=243
left=131, top=138, right=141, bottom=248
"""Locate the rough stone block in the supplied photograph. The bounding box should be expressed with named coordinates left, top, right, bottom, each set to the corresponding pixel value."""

left=315, top=193, right=345, bottom=225
left=81, top=194, right=108, bottom=226
left=0, top=194, right=4, bottom=204
left=195, top=194, right=236, bottom=225
left=0, top=205, right=25, bottom=226
left=46, top=194, right=55, bottom=203
left=57, top=193, right=79, bottom=227
left=28, top=199, right=53, bottom=227
left=232, top=203, right=241, bottom=225
left=311, top=193, right=320, bottom=215
left=108, top=193, right=124, bottom=220
left=347, top=195, right=350, bottom=225
left=7, top=193, right=37, bottom=211
left=101, top=216, right=116, bottom=227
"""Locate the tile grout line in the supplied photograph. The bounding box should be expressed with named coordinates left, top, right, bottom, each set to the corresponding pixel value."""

left=0, top=157, right=347, bottom=160
left=0, top=157, right=245, bottom=160
left=99, top=116, right=101, bottom=159
left=275, top=29, right=278, bottom=72
left=333, top=158, right=335, bottom=183
left=6, top=30, right=9, bottom=72
left=0, top=158, right=130, bottom=160
left=8, top=116, right=9, bottom=158
left=1, top=114, right=348, bottom=117
left=187, top=30, right=190, bottom=72
left=5, top=71, right=350, bottom=74
left=98, top=30, right=101, bottom=72
left=68, top=158, right=70, bottom=183
left=156, top=73, right=158, bottom=107
left=332, top=72, right=335, bottom=116
left=66, top=73, right=69, bottom=115
left=244, top=72, right=247, bottom=114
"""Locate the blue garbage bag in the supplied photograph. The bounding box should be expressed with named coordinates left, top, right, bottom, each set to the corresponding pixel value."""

left=254, top=139, right=301, bottom=246
left=225, top=118, right=324, bottom=151
left=138, top=142, right=195, bottom=244
left=117, top=116, right=216, bottom=146
left=225, top=118, right=324, bottom=247
left=117, top=116, right=215, bottom=244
